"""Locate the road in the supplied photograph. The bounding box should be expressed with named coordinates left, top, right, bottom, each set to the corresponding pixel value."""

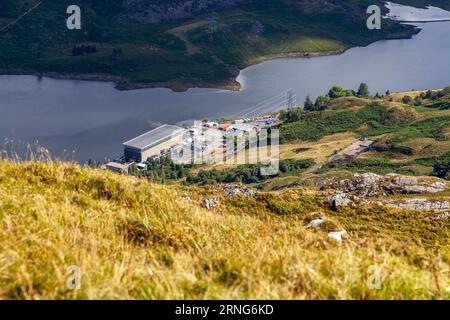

left=304, top=139, right=374, bottom=174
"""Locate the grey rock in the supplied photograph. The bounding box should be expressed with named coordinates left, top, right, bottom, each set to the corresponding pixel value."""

left=430, top=212, right=450, bottom=220
left=327, top=192, right=352, bottom=209
left=202, top=198, right=220, bottom=210
left=325, top=173, right=448, bottom=197
left=182, top=195, right=193, bottom=204
left=385, top=199, right=450, bottom=211
left=218, top=185, right=256, bottom=197
left=394, top=176, right=418, bottom=186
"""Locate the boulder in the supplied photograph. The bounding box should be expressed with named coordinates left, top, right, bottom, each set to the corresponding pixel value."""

left=327, top=192, right=352, bottom=209
left=202, top=198, right=220, bottom=210
left=384, top=199, right=450, bottom=211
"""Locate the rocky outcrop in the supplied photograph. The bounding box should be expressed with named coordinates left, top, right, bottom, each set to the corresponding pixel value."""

left=324, top=173, right=448, bottom=197
left=202, top=198, right=220, bottom=209
left=327, top=192, right=353, bottom=209
left=325, top=173, right=449, bottom=212
left=217, top=184, right=256, bottom=197
left=383, top=199, right=450, bottom=211
left=125, top=0, right=251, bottom=22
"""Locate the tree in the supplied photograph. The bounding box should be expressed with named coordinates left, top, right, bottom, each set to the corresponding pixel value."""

left=315, top=95, right=330, bottom=110
left=304, top=94, right=314, bottom=111
left=357, top=83, right=370, bottom=97
left=328, top=86, right=354, bottom=99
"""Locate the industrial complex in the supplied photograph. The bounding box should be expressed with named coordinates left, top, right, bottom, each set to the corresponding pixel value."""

left=104, top=115, right=277, bottom=174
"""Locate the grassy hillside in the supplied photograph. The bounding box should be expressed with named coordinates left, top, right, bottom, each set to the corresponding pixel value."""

left=276, top=87, right=450, bottom=178
left=0, top=160, right=448, bottom=299
left=0, top=0, right=419, bottom=91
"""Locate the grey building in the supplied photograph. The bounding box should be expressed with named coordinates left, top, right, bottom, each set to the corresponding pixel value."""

left=123, top=124, right=185, bottom=162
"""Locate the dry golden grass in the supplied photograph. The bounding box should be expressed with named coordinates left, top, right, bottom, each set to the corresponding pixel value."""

left=0, top=161, right=449, bottom=300
left=280, top=132, right=357, bottom=163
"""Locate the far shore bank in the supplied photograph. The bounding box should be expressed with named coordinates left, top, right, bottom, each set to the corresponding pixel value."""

left=0, top=26, right=421, bottom=93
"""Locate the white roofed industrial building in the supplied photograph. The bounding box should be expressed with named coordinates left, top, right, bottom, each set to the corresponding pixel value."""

left=123, top=124, right=185, bottom=162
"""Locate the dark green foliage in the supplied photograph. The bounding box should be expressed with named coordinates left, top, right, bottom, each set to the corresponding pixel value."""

left=304, top=94, right=314, bottom=111
left=357, top=83, right=370, bottom=97
left=132, top=156, right=191, bottom=183
left=402, top=95, right=413, bottom=105
left=328, top=86, right=355, bottom=99
left=417, top=87, right=450, bottom=110
left=388, top=116, right=450, bottom=144
left=433, top=162, right=449, bottom=180
left=314, top=95, right=330, bottom=110
left=185, top=159, right=315, bottom=185
left=280, top=102, right=404, bottom=142
left=72, top=45, right=97, bottom=56
left=0, top=0, right=418, bottom=89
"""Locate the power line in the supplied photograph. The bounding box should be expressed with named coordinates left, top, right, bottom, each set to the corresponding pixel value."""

left=209, top=11, right=217, bottom=34
left=0, top=0, right=44, bottom=33
left=286, top=89, right=297, bottom=109
left=234, top=92, right=287, bottom=118
left=233, top=90, right=291, bottom=118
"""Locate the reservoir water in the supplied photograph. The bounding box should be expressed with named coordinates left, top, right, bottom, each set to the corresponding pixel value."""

left=0, top=6, right=449, bottom=162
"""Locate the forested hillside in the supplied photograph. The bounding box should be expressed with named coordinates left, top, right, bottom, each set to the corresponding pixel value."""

left=0, top=0, right=430, bottom=90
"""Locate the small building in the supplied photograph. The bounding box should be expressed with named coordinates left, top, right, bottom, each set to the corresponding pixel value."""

left=219, top=123, right=232, bottom=131
left=205, top=121, right=219, bottom=128
left=123, top=124, right=185, bottom=162
left=106, top=162, right=132, bottom=174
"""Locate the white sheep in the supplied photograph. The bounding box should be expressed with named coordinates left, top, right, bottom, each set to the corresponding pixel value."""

left=327, top=231, right=347, bottom=245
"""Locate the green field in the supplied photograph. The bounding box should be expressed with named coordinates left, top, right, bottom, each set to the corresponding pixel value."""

left=0, top=0, right=420, bottom=91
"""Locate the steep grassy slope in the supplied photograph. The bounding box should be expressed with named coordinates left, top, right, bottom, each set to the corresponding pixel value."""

left=0, top=0, right=418, bottom=90
left=0, top=161, right=448, bottom=299
left=277, top=89, right=450, bottom=177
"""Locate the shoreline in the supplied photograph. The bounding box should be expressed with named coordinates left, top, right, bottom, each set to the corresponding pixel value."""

left=0, top=28, right=421, bottom=93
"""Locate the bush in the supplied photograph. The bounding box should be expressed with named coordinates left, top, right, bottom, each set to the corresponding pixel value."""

left=328, top=86, right=355, bottom=99
left=402, top=95, right=413, bottom=104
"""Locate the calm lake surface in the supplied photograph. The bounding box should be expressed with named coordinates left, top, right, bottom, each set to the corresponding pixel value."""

left=1, top=17, right=449, bottom=161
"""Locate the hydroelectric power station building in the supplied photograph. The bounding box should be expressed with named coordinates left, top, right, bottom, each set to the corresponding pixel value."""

left=123, top=124, right=185, bottom=162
